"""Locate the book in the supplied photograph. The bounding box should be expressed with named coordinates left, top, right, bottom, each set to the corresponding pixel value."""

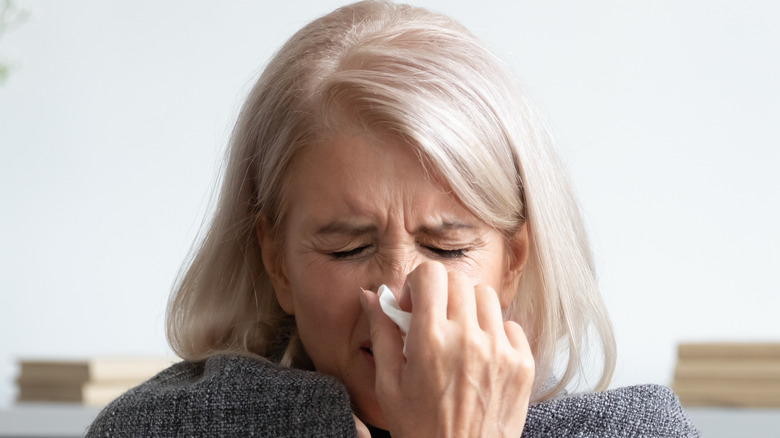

left=16, top=357, right=175, bottom=405
left=17, top=357, right=174, bottom=385
left=674, top=385, right=780, bottom=408
left=677, top=342, right=780, bottom=360
left=672, top=342, right=780, bottom=408
left=17, top=381, right=140, bottom=406
left=674, top=358, right=780, bottom=381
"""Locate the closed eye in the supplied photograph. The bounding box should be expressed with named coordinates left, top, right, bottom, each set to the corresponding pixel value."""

left=330, top=245, right=371, bottom=259
left=422, top=245, right=467, bottom=259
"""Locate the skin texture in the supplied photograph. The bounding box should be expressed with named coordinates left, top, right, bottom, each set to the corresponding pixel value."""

left=258, top=130, right=535, bottom=436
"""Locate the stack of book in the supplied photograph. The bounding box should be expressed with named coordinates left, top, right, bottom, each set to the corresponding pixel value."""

left=672, top=342, right=780, bottom=408
left=16, top=357, right=174, bottom=406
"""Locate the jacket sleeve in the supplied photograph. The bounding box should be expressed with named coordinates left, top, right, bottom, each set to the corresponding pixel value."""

left=85, top=354, right=358, bottom=438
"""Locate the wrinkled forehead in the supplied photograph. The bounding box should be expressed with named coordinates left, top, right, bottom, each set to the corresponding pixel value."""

left=282, top=129, right=481, bottom=237
left=296, top=115, right=445, bottom=189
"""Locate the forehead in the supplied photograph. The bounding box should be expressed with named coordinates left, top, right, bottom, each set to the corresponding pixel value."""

left=283, top=131, right=471, bottom=225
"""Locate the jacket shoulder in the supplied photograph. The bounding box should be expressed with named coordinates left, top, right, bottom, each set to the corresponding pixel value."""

left=523, top=384, right=700, bottom=438
left=85, top=354, right=356, bottom=437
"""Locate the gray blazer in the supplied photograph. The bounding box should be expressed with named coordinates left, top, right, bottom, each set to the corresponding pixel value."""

left=86, top=354, right=699, bottom=437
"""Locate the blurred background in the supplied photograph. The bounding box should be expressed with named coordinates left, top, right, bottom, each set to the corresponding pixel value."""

left=1, top=0, right=778, bottom=408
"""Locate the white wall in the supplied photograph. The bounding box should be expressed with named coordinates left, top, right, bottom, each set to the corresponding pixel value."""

left=1, top=0, right=778, bottom=407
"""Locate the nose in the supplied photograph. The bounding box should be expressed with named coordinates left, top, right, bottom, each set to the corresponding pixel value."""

left=379, top=262, right=411, bottom=301
left=367, top=250, right=423, bottom=301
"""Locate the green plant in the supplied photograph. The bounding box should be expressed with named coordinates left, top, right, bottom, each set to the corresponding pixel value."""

left=0, top=0, right=30, bottom=84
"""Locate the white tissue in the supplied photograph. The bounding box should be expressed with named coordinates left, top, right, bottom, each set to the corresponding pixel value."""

left=377, top=284, right=412, bottom=356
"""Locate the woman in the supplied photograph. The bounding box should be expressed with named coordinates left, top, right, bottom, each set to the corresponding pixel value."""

left=87, top=1, right=699, bottom=436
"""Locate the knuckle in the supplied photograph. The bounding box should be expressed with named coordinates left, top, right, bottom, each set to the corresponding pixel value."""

left=419, top=326, right=447, bottom=354
left=511, top=353, right=536, bottom=385
left=497, top=345, right=534, bottom=374
left=503, top=320, right=525, bottom=335
left=461, top=332, right=489, bottom=356
left=516, top=354, right=536, bottom=375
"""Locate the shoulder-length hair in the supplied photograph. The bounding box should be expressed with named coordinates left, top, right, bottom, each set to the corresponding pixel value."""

left=166, top=0, right=615, bottom=401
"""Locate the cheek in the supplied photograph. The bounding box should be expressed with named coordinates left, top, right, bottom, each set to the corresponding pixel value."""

left=289, top=259, right=365, bottom=301
left=464, top=247, right=506, bottom=289
left=287, top=262, right=366, bottom=364
left=291, top=264, right=358, bottom=323
left=490, top=252, right=509, bottom=287
left=467, top=245, right=511, bottom=299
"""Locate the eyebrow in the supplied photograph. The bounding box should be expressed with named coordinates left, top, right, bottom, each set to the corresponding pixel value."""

left=313, top=220, right=474, bottom=236
left=418, top=221, right=475, bottom=236
left=314, top=221, right=377, bottom=236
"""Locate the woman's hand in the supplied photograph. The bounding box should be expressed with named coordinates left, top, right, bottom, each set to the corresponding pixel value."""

left=354, top=413, right=371, bottom=438
left=360, top=261, right=535, bottom=437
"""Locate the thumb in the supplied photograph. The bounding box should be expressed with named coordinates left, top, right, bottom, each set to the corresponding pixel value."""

left=360, top=288, right=405, bottom=380
left=353, top=413, right=370, bottom=438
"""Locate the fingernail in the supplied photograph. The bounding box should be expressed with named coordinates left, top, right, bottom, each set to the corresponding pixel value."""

left=359, top=287, right=368, bottom=309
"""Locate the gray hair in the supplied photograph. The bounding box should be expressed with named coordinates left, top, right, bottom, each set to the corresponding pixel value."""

left=167, top=0, right=615, bottom=401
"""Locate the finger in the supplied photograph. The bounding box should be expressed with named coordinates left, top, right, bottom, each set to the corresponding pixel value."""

left=398, top=281, right=412, bottom=313
left=446, top=271, right=477, bottom=324
left=353, top=413, right=371, bottom=438
left=503, top=320, right=532, bottom=354
left=361, top=288, right=406, bottom=378
left=403, top=261, right=449, bottom=327
left=503, top=321, right=536, bottom=383
left=474, top=284, right=504, bottom=333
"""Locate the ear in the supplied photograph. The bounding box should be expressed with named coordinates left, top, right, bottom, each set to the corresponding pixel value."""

left=499, top=222, right=530, bottom=308
left=256, top=220, right=295, bottom=315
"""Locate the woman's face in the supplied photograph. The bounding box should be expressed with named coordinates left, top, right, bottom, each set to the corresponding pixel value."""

left=259, top=130, right=524, bottom=427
